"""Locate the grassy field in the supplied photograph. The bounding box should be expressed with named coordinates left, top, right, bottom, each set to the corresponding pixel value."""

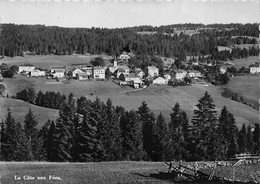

left=87, top=84, right=259, bottom=128
left=0, top=97, right=58, bottom=127
left=0, top=161, right=259, bottom=184
left=223, top=74, right=260, bottom=110
left=0, top=54, right=113, bottom=69
left=2, top=75, right=259, bottom=128
left=1, top=55, right=259, bottom=129
left=3, top=75, right=132, bottom=97
left=229, top=56, right=259, bottom=68
left=0, top=161, right=168, bottom=184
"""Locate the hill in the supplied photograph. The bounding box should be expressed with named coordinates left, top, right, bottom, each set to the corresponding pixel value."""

left=0, top=97, right=58, bottom=127
left=1, top=74, right=258, bottom=129
left=87, top=84, right=259, bottom=128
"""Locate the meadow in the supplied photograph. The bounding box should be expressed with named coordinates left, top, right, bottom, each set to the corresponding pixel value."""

left=229, top=56, right=259, bottom=68
left=0, top=97, right=58, bottom=127
left=0, top=54, right=112, bottom=69
left=0, top=55, right=259, bottom=128
left=0, top=161, right=259, bottom=184
left=223, top=74, right=260, bottom=109
left=2, top=75, right=259, bottom=128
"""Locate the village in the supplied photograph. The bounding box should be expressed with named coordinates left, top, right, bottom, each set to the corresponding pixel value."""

left=15, top=51, right=259, bottom=90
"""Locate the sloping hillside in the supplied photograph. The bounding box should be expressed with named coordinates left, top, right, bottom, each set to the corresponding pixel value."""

left=87, top=84, right=259, bottom=129
left=0, top=97, right=58, bottom=127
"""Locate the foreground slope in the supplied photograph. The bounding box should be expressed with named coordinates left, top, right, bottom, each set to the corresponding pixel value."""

left=0, top=97, right=59, bottom=127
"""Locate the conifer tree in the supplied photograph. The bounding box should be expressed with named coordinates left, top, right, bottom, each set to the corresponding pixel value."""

left=138, top=101, right=156, bottom=160
left=101, top=99, right=123, bottom=161
left=1, top=109, right=25, bottom=161
left=122, top=110, right=144, bottom=160
left=191, top=91, right=220, bottom=160
left=168, top=103, right=189, bottom=161
left=238, top=124, right=247, bottom=153
left=24, top=109, right=40, bottom=160
left=50, top=102, right=75, bottom=162
left=35, top=90, right=44, bottom=106
left=46, top=121, right=56, bottom=161
left=218, top=106, right=238, bottom=159
left=246, top=124, right=253, bottom=153
left=74, top=114, right=102, bottom=162
left=151, top=113, right=168, bottom=161
left=253, top=123, right=260, bottom=154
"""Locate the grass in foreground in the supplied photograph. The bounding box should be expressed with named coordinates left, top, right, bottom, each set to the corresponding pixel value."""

left=0, top=161, right=259, bottom=184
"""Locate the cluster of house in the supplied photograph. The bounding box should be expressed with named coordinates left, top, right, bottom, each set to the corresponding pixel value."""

left=17, top=60, right=203, bottom=88
left=249, top=62, right=260, bottom=74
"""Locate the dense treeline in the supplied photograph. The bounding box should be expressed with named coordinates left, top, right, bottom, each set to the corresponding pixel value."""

left=16, top=89, right=67, bottom=109
left=1, top=91, right=259, bottom=162
left=0, top=23, right=258, bottom=60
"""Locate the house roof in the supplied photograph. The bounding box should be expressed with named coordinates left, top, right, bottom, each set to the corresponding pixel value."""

left=78, top=73, right=88, bottom=76
left=54, top=69, right=65, bottom=73
left=249, top=63, right=260, bottom=68
left=153, top=77, right=166, bottom=81
left=187, top=70, right=201, bottom=73
left=126, top=74, right=140, bottom=78
left=174, top=70, right=187, bottom=74
left=147, top=66, right=158, bottom=70
left=118, top=65, right=130, bottom=71
left=93, top=66, right=105, bottom=70
left=72, top=68, right=83, bottom=72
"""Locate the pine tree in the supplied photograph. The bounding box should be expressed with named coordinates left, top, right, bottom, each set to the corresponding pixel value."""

left=191, top=91, right=220, bottom=160
left=168, top=103, right=189, bottom=161
left=46, top=121, right=56, bottom=161
left=246, top=124, right=253, bottom=153
left=151, top=113, right=168, bottom=161
left=138, top=101, right=156, bottom=160
left=101, top=99, right=123, bottom=161
left=24, top=109, right=39, bottom=160
left=253, top=124, right=260, bottom=154
left=122, top=110, right=145, bottom=160
left=218, top=106, right=238, bottom=159
left=50, top=102, right=75, bottom=162
left=1, top=109, right=25, bottom=161
left=238, top=124, right=247, bottom=153
left=35, top=90, right=44, bottom=106
left=74, top=114, right=102, bottom=162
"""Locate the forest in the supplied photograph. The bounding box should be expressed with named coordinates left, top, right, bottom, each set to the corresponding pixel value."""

left=0, top=23, right=258, bottom=60
left=1, top=91, right=259, bottom=162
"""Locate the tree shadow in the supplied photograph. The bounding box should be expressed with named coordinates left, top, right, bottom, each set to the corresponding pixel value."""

left=134, top=172, right=257, bottom=184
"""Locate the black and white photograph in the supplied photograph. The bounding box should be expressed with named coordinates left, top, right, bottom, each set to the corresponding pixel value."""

left=0, top=0, right=259, bottom=183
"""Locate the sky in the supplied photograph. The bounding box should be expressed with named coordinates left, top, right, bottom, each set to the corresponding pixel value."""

left=0, top=0, right=258, bottom=28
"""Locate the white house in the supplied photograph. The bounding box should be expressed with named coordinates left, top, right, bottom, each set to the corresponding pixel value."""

left=18, top=65, right=35, bottom=74
left=30, top=69, right=46, bottom=77
left=173, top=70, right=187, bottom=80
left=51, top=66, right=66, bottom=73
left=123, top=74, right=142, bottom=84
left=187, top=70, right=201, bottom=78
left=119, top=52, right=130, bottom=61
left=52, top=69, right=65, bottom=78
left=145, top=66, right=159, bottom=77
left=92, top=66, right=105, bottom=79
left=249, top=63, right=260, bottom=74
left=153, top=77, right=167, bottom=84
left=77, top=73, right=88, bottom=80
left=116, top=65, right=130, bottom=78
left=72, top=68, right=84, bottom=78
left=135, top=68, right=145, bottom=79
left=164, top=74, right=171, bottom=82
left=219, top=66, right=227, bottom=74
